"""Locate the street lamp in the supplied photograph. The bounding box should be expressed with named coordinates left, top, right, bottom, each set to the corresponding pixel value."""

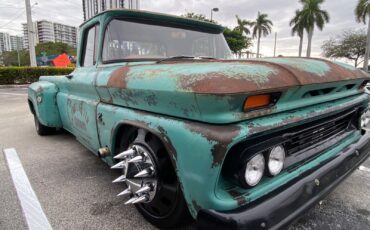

left=210, top=8, right=219, bottom=22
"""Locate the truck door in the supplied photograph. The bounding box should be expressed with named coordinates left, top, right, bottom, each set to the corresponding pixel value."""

left=56, top=24, right=101, bottom=153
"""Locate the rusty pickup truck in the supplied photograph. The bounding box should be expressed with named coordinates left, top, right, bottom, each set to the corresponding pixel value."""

left=28, top=9, right=370, bottom=229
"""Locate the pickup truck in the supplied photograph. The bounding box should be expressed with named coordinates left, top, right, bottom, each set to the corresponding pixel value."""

left=28, top=9, right=370, bottom=229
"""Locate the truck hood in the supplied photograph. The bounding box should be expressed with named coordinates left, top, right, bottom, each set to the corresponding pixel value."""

left=104, top=58, right=369, bottom=123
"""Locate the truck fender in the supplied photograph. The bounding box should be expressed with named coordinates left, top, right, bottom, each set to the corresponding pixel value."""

left=28, top=81, right=63, bottom=128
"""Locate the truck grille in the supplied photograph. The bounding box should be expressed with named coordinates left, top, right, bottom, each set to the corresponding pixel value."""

left=285, top=109, right=357, bottom=155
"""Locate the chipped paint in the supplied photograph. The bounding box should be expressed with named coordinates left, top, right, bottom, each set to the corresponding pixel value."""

left=100, top=58, right=370, bottom=124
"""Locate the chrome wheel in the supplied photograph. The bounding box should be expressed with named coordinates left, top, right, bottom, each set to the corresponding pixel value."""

left=112, top=143, right=158, bottom=204
left=111, top=127, right=192, bottom=228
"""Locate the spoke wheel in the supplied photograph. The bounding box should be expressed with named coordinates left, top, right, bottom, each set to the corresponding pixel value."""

left=112, top=127, right=192, bottom=228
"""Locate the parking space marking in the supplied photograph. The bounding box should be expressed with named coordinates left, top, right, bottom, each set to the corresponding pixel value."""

left=359, top=165, right=370, bottom=173
left=3, top=148, right=53, bottom=230
left=0, top=92, right=27, bottom=96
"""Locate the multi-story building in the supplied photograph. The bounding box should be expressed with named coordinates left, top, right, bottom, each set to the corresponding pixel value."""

left=22, top=20, right=78, bottom=49
left=54, top=23, right=77, bottom=48
left=0, top=32, right=23, bottom=52
left=10, top=36, right=23, bottom=51
left=36, top=20, right=55, bottom=44
left=0, top=32, right=11, bottom=52
left=22, top=22, right=37, bottom=49
left=82, top=0, right=140, bottom=21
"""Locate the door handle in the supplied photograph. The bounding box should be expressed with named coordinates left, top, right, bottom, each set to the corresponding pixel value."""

left=65, top=74, right=73, bottom=79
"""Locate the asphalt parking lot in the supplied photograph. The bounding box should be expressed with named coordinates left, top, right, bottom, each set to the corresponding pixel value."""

left=0, top=87, right=370, bottom=230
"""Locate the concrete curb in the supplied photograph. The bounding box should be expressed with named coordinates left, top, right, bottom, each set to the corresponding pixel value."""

left=0, top=84, right=29, bottom=89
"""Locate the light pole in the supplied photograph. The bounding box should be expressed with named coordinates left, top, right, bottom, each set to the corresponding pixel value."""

left=16, top=36, right=21, bottom=66
left=210, top=8, right=219, bottom=22
left=25, top=0, right=38, bottom=67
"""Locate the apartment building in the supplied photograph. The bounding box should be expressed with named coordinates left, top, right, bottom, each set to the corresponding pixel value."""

left=82, top=0, right=140, bottom=21
left=0, top=32, right=23, bottom=52
left=22, top=20, right=78, bottom=49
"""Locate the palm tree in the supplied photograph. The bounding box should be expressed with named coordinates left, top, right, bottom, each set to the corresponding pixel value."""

left=250, top=12, right=273, bottom=58
left=290, top=10, right=305, bottom=57
left=297, top=0, right=329, bottom=57
left=355, top=0, right=370, bottom=71
left=235, top=15, right=252, bottom=58
left=235, top=15, right=251, bottom=35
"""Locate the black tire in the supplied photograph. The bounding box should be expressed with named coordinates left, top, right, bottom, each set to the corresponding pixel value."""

left=117, top=127, right=193, bottom=229
left=34, top=115, right=55, bottom=136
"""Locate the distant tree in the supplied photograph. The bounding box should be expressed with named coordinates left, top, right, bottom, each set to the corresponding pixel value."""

left=355, top=0, right=370, bottom=71
left=0, top=50, right=30, bottom=66
left=250, top=12, right=273, bottom=58
left=322, top=30, right=366, bottom=67
left=297, top=0, right=330, bottom=57
left=181, top=13, right=212, bottom=23
left=223, top=27, right=252, bottom=56
left=290, top=10, right=305, bottom=57
left=35, top=42, right=76, bottom=57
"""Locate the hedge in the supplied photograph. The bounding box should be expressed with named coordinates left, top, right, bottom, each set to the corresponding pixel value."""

left=0, top=67, right=74, bottom=85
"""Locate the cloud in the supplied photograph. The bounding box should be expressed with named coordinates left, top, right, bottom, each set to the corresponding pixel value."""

left=0, top=0, right=366, bottom=61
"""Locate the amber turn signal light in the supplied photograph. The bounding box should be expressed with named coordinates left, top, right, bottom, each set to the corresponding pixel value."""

left=243, top=94, right=272, bottom=111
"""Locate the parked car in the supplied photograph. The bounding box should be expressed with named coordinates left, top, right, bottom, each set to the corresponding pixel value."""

left=28, top=9, right=370, bottom=229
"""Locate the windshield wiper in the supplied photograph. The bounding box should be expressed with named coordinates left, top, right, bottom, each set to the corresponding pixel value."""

left=156, top=55, right=217, bottom=63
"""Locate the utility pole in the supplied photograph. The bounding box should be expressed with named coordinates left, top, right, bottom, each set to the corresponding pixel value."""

left=17, top=36, right=21, bottom=66
left=25, top=0, right=37, bottom=67
left=273, top=32, right=277, bottom=57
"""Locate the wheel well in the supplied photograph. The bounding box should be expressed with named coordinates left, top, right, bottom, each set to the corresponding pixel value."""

left=113, top=123, right=177, bottom=173
left=28, top=99, right=35, bottom=115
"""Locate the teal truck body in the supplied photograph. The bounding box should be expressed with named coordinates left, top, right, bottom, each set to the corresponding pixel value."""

left=28, top=9, right=370, bottom=229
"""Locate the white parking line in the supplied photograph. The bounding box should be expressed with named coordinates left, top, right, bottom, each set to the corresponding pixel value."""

left=3, top=148, right=53, bottom=230
left=0, top=92, right=27, bottom=96
left=359, top=165, right=370, bottom=173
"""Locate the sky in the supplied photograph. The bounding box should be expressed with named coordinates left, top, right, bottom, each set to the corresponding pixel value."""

left=0, top=0, right=366, bottom=63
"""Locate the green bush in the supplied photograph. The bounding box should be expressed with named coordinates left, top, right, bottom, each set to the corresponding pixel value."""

left=0, top=67, right=74, bottom=85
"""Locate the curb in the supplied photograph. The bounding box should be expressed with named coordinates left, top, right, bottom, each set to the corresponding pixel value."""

left=0, top=84, right=29, bottom=89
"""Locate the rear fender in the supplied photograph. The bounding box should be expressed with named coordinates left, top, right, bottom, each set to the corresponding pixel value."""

left=28, top=81, right=62, bottom=128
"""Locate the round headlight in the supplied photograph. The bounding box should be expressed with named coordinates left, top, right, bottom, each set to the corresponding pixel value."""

left=268, top=145, right=285, bottom=176
left=244, top=154, right=265, bottom=187
left=361, top=114, right=370, bottom=130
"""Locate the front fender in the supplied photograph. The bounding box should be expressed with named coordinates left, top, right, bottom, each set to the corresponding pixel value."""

left=28, top=81, right=62, bottom=128
left=96, top=103, right=244, bottom=218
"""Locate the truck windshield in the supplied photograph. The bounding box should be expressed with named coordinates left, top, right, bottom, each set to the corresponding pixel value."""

left=102, top=19, right=232, bottom=62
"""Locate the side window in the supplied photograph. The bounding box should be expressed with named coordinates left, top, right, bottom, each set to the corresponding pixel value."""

left=82, top=25, right=99, bottom=66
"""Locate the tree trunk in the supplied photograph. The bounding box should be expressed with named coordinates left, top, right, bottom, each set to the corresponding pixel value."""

left=257, top=34, right=261, bottom=58
left=298, top=34, right=303, bottom=57
left=355, top=58, right=358, bottom=68
left=306, top=28, right=313, bottom=57
left=364, top=15, right=370, bottom=72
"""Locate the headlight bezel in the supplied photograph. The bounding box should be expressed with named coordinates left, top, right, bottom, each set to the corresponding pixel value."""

left=237, top=144, right=287, bottom=188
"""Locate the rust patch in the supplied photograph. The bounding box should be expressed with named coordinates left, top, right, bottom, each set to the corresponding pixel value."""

left=245, top=58, right=369, bottom=85
left=157, top=125, right=177, bottom=159
left=179, top=63, right=298, bottom=95
left=107, top=66, right=130, bottom=88
left=227, top=189, right=248, bottom=206
left=184, top=122, right=241, bottom=168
